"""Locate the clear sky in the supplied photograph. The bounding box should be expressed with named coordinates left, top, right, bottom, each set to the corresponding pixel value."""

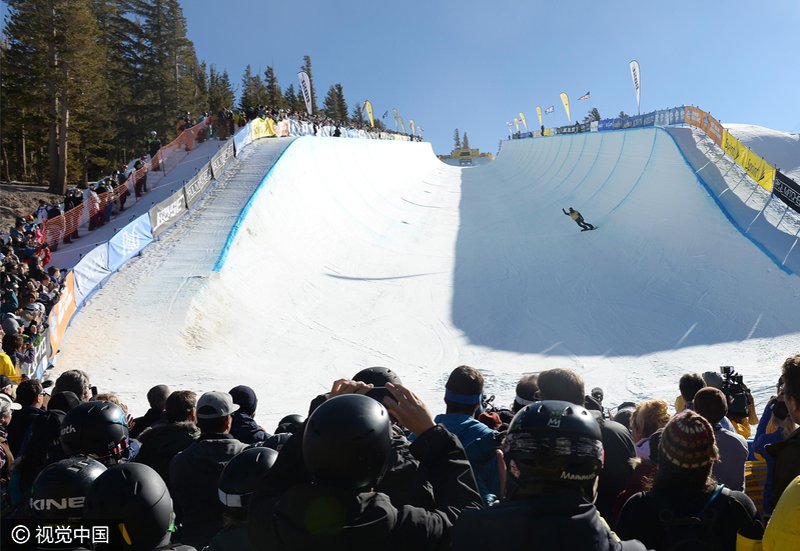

left=3, top=1, right=799, bottom=155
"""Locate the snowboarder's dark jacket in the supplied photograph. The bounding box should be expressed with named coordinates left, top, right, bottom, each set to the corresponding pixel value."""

left=247, top=425, right=481, bottom=551
left=134, top=421, right=199, bottom=484
left=453, top=491, right=647, bottom=550
left=230, top=410, right=269, bottom=445
left=169, top=432, right=247, bottom=550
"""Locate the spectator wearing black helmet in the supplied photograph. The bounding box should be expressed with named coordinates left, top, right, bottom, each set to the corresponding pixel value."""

left=453, top=400, right=646, bottom=550
left=84, top=462, right=195, bottom=550
left=169, top=391, right=246, bottom=550
left=537, top=368, right=636, bottom=525
left=60, top=401, right=131, bottom=467
left=134, top=390, right=199, bottom=485
left=247, top=381, right=482, bottom=550
left=206, top=447, right=278, bottom=551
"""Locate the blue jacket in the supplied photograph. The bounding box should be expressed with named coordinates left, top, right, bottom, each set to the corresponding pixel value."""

left=230, top=410, right=270, bottom=444
left=434, top=413, right=500, bottom=505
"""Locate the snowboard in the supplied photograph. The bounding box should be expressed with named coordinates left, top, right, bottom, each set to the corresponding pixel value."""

left=580, top=226, right=598, bottom=232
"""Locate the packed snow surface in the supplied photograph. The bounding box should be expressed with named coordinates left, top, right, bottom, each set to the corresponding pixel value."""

left=55, top=129, right=800, bottom=428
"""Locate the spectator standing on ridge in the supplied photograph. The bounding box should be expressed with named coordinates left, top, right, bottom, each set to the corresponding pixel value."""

left=453, top=400, right=647, bottom=550
left=537, top=368, right=636, bottom=525
left=169, top=391, right=246, bottom=549
left=694, top=387, right=749, bottom=491
left=130, top=384, right=170, bottom=439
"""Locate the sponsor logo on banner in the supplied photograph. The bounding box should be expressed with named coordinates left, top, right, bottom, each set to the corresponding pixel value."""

left=121, top=231, right=142, bottom=255
left=774, top=171, right=800, bottom=214
left=629, top=60, right=641, bottom=113
left=184, top=165, right=213, bottom=208
left=48, top=271, right=77, bottom=355
left=150, top=190, right=187, bottom=237
left=297, top=72, right=313, bottom=115
left=210, top=142, right=234, bottom=179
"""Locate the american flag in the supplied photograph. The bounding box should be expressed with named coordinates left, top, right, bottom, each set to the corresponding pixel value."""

left=545, top=106, right=554, bottom=114
left=578, top=92, right=591, bottom=100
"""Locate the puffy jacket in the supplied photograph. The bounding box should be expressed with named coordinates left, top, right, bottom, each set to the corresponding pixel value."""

left=248, top=425, right=482, bottom=551
left=134, top=421, right=199, bottom=483
left=764, top=474, right=800, bottom=550
left=454, top=491, right=646, bottom=550
left=170, top=433, right=247, bottom=549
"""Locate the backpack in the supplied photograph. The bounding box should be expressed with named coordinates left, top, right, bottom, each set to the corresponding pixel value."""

left=654, top=485, right=730, bottom=550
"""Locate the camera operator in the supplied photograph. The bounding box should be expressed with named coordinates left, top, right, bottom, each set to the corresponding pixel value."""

left=718, top=366, right=758, bottom=439
left=766, top=355, right=800, bottom=512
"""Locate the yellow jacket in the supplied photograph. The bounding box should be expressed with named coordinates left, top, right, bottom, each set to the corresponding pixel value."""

left=764, top=475, right=800, bottom=550
left=0, top=352, right=20, bottom=383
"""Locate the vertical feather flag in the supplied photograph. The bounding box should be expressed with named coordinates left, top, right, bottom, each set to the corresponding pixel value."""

left=560, top=92, right=571, bottom=122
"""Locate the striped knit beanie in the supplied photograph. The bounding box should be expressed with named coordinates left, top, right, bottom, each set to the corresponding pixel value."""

left=659, top=409, right=717, bottom=470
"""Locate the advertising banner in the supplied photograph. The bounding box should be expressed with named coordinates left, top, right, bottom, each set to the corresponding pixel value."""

left=773, top=171, right=800, bottom=214
left=298, top=71, right=313, bottom=115
left=233, top=122, right=253, bottom=156
left=149, top=188, right=187, bottom=238
left=536, top=106, right=543, bottom=127
left=519, top=112, right=528, bottom=130
left=599, top=118, right=623, bottom=132
left=73, top=245, right=111, bottom=307
left=560, top=92, right=571, bottom=122
left=183, top=163, right=214, bottom=209
left=209, top=140, right=235, bottom=180
left=364, top=100, right=375, bottom=128
left=722, top=130, right=747, bottom=164
left=251, top=117, right=276, bottom=140
left=48, top=270, right=77, bottom=356
left=108, top=214, right=154, bottom=273
left=629, top=60, right=641, bottom=114
left=742, top=149, right=775, bottom=192
left=686, top=107, right=723, bottom=145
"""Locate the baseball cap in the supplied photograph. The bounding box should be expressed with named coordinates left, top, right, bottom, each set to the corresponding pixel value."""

left=0, top=393, right=22, bottom=412
left=196, top=391, right=239, bottom=419
left=0, top=374, right=15, bottom=389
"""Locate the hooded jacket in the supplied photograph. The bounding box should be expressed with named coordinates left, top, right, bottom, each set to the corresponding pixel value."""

left=170, top=433, right=247, bottom=549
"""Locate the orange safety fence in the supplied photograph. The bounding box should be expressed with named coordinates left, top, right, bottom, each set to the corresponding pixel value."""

left=40, top=119, right=212, bottom=249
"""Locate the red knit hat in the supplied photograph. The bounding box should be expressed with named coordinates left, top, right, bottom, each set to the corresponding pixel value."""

left=659, top=410, right=717, bottom=470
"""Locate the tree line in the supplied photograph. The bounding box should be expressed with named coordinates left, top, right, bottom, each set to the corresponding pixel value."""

left=0, top=1, right=380, bottom=193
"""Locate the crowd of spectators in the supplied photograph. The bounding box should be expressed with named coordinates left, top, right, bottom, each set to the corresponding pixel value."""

left=0, top=356, right=798, bottom=550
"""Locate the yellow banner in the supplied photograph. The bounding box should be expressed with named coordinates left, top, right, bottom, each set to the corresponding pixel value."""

left=519, top=112, right=528, bottom=130
left=722, top=130, right=747, bottom=165
left=722, top=130, right=775, bottom=191
left=250, top=117, right=276, bottom=140
left=742, top=149, right=775, bottom=191
left=410, top=119, right=415, bottom=134
left=398, top=117, right=406, bottom=133
left=365, top=100, right=375, bottom=128
left=536, top=106, right=543, bottom=127
left=560, top=92, right=571, bottom=122
left=514, top=117, right=519, bottom=132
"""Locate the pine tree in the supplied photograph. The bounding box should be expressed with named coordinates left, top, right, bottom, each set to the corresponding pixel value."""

left=264, top=66, right=287, bottom=109
left=239, top=65, right=266, bottom=110
left=322, top=84, right=348, bottom=122
left=208, top=66, right=234, bottom=111
left=453, top=128, right=461, bottom=149
left=352, top=102, right=366, bottom=126
left=283, top=84, right=300, bottom=113
left=583, top=108, right=601, bottom=123
left=335, top=84, right=348, bottom=124
left=301, top=55, right=318, bottom=115
left=3, top=0, right=112, bottom=192
left=462, top=132, right=470, bottom=149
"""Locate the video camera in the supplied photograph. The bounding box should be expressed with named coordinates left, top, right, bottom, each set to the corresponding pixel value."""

left=720, top=366, right=750, bottom=419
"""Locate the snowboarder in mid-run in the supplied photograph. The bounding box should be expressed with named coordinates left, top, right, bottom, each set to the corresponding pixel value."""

left=562, top=207, right=595, bottom=231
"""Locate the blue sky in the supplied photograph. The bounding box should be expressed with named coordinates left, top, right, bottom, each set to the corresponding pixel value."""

left=3, top=1, right=799, bottom=155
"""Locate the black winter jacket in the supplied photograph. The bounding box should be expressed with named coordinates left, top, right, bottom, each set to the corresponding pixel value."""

left=134, top=421, right=199, bottom=484
left=453, top=492, right=646, bottom=550
left=230, top=411, right=269, bottom=444
left=248, top=425, right=481, bottom=551
left=169, top=433, right=247, bottom=550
